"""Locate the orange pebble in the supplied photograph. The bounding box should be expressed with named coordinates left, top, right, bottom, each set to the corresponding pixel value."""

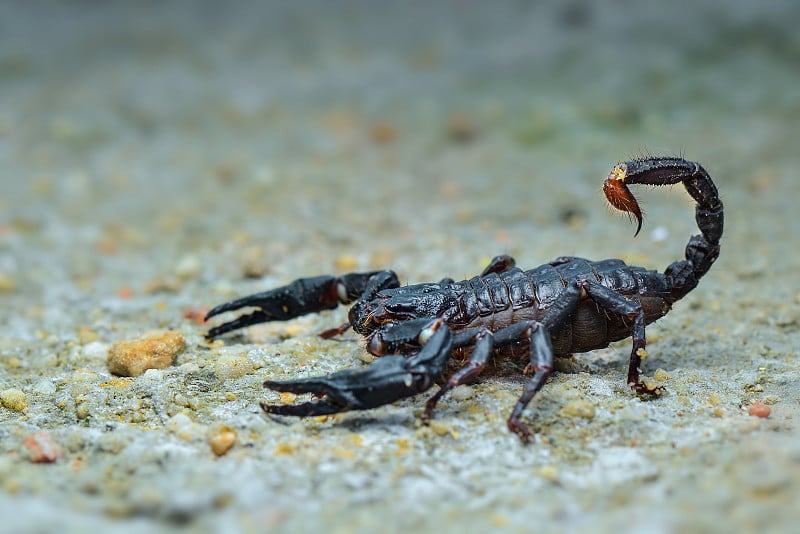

left=183, top=307, right=210, bottom=325
left=369, top=122, right=397, bottom=145
left=117, top=287, right=133, bottom=299
left=748, top=402, right=771, bottom=418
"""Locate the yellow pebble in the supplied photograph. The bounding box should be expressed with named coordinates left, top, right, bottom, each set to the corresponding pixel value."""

left=210, top=428, right=237, bottom=456
left=428, top=420, right=451, bottom=436
left=275, top=442, right=295, bottom=455
left=76, top=403, right=90, bottom=420
left=211, top=354, right=254, bottom=381
left=0, top=273, right=16, bottom=292
left=536, top=464, right=560, bottom=483
left=107, top=330, right=185, bottom=377
left=77, top=327, right=99, bottom=345
left=335, top=254, right=359, bottom=271
left=561, top=399, right=595, bottom=419
left=653, top=368, right=671, bottom=381
left=1, top=388, right=27, bottom=411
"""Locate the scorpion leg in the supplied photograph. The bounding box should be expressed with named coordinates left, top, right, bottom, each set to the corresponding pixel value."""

left=423, top=320, right=552, bottom=437
left=480, top=254, right=516, bottom=276
left=205, top=270, right=399, bottom=340
left=505, top=280, right=583, bottom=441
left=506, top=321, right=555, bottom=442
left=438, top=255, right=516, bottom=285
left=422, top=327, right=495, bottom=422
left=537, top=278, right=658, bottom=396
left=505, top=274, right=664, bottom=436
left=504, top=276, right=656, bottom=438
left=580, top=281, right=659, bottom=396
left=261, top=319, right=452, bottom=416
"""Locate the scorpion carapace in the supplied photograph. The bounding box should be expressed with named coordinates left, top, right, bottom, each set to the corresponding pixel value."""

left=205, top=157, right=723, bottom=442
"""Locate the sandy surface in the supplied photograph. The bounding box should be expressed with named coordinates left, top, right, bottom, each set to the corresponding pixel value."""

left=1, top=1, right=799, bottom=532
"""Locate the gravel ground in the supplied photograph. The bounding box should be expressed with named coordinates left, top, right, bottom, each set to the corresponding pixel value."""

left=2, top=1, right=799, bottom=533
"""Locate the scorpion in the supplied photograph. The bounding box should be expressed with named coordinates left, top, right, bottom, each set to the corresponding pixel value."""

left=205, top=157, right=723, bottom=441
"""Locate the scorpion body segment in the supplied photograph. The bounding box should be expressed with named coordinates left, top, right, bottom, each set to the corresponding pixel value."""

left=205, top=157, right=723, bottom=442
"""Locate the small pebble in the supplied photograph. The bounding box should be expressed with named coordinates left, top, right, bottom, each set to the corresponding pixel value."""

left=561, top=399, right=596, bottom=419
left=174, top=254, right=202, bottom=280
left=748, top=402, right=771, bottom=418
left=536, top=465, right=560, bottom=483
left=653, top=368, right=671, bottom=382
left=23, top=432, right=62, bottom=463
left=761, top=395, right=779, bottom=405
left=428, top=420, right=452, bottom=436
left=107, top=330, right=186, bottom=377
left=369, top=122, right=397, bottom=145
left=77, top=327, right=99, bottom=345
left=0, top=388, right=27, bottom=411
left=32, top=379, right=56, bottom=396
left=177, top=362, right=201, bottom=374
left=144, top=276, right=182, bottom=294
left=335, top=254, right=359, bottom=271
left=446, top=113, right=477, bottom=143
left=239, top=246, right=270, bottom=278
left=209, top=427, right=237, bottom=456
left=166, top=413, right=207, bottom=441
left=650, top=225, right=669, bottom=242
left=82, top=341, right=110, bottom=362
left=0, top=272, right=16, bottom=292
left=449, top=384, right=475, bottom=402
left=76, top=403, right=90, bottom=420
left=211, top=354, right=255, bottom=381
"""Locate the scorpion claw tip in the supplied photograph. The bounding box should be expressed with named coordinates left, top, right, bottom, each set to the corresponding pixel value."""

left=603, top=173, right=644, bottom=237
left=633, top=218, right=643, bottom=238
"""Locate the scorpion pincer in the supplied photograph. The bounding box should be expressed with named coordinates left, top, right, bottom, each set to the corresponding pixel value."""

left=205, top=157, right=723, bottom=442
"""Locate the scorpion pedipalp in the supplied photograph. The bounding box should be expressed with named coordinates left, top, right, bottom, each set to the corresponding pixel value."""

left=261, top=319, right=452, bottom=416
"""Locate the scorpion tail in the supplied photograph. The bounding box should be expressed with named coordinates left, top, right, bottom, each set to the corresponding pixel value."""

left=603, top=157, right=723, bottom=300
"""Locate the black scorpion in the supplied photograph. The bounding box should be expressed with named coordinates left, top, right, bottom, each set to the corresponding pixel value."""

left=205, top=157, right=723, bottom=441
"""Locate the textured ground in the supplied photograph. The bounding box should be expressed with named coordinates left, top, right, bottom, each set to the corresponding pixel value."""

left=1, top=1, right=799, bottom=532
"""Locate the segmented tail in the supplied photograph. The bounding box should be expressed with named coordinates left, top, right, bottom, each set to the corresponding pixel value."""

left=603, top=157, right=723, bottom=300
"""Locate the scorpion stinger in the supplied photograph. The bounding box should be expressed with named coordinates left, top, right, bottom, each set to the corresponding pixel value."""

left=205, top=157, right=723, bottom=443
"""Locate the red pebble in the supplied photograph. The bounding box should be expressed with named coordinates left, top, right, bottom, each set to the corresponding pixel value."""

left=183, top=307, right=210, bottom=325
left=24, top=432, right=63, bottom=463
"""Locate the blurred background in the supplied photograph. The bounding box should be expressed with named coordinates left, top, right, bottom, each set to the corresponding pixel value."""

left=2, top=0, right=797, bottom=279
left=1, top=0, right=799, bottom=531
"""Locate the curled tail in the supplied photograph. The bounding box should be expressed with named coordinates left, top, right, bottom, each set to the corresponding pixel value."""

left=603, top=157, right=723, bottom=300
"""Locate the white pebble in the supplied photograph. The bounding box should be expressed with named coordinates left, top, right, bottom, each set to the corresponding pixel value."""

left=82, top=341, right=110, bottom=361
left=32, top=379, right=57, bottom=396
left=175, top=254, right=202, bottom=280
left=650, top=225, right=669, bottom=242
